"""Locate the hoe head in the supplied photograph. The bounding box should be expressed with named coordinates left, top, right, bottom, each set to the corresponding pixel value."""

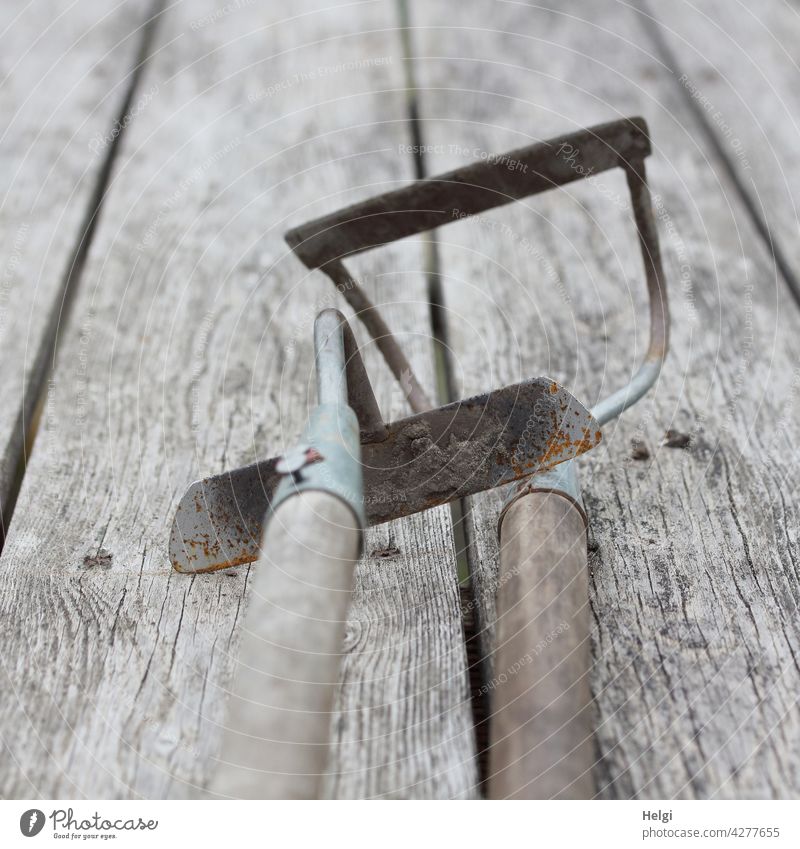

left=170, top=310, right=600, bottom=573
left=170, top=117, right=668, bottom=572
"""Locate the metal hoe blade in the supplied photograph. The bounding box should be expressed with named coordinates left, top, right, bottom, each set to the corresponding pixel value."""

left=170, top=377, right=600, bottom=573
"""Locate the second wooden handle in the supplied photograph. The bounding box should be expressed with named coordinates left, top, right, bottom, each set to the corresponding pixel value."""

left=488, top=490, right=595, bottom=799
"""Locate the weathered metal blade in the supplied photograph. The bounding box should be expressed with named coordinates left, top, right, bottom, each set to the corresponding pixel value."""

left=169, top=377, right=600, bottom=572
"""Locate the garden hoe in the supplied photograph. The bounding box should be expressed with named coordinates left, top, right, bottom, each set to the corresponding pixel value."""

left=169, top=116, right=668, bottom=799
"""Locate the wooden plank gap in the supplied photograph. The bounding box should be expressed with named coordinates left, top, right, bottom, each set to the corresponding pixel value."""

left=1, top=0, right=166, bottom=545
left=394, top=0, right=492, bottom=791
left=636, top=0, right=800, bottom=309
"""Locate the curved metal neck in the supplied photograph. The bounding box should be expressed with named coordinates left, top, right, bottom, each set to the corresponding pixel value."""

left=591, top=157, right=669, bottom=426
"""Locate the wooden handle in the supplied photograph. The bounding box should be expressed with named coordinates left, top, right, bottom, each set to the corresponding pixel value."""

left=488, top=490, right=595, bottom=799
left=210, top=491, right=361, bottom=799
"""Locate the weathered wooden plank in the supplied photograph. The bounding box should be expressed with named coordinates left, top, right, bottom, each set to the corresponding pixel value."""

left=0, top=0, right=478, bottom=798
left=0, top=0, right=152, bottom=520
left=644, top=0, right=800, bottom=296
left=413, top=0, right=800, bottom=797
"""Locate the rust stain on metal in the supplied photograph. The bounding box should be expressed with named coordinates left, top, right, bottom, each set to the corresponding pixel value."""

left=538, top=424, right=601, bottom=470
left=169, top=376, right=601, bottom=572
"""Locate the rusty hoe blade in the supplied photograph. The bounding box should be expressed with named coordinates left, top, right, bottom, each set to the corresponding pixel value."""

left=169, top=373, right=600, bottom=573
left=170, top=116, right=673, bottom=575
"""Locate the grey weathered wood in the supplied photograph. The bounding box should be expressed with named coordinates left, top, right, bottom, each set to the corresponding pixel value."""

left=211, top=492, right=361, bottom=800
left=413, top=0, right=800, bottom=797
left=0, top=0, right=478, bottom=798
left=490, top=491, right=594, bottom=800
left=0, top=0, right=152, bottom=518
left=643, top=0, right=800, bottom=296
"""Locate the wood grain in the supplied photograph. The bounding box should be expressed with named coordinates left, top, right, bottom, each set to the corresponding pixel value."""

left=490, top=491, right=594, bottom=800
left=0, top=0, right=152, bottom=519
left=413, top=0, right=800, bottom=797
left=0, top=0, right=478, bottom=799
left=642, top=0, right=800, bottom=297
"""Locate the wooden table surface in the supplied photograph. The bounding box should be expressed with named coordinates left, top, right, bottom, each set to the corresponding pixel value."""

left=1, top=0, right=799, bottom=799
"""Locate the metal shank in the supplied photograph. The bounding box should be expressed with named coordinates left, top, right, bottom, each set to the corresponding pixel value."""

left=285, top=116, right=668, bottom=426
